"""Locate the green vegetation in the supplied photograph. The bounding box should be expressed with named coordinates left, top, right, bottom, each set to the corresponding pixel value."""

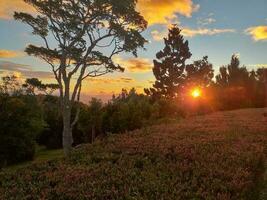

left=3, top=146, right=63, bottom=172
left=0, top=108, right=266, bottom=199
left=0, top=92, right=44, bottom=167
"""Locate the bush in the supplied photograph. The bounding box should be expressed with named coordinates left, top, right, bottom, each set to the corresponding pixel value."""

left=0, top=95, right=44, bottom=167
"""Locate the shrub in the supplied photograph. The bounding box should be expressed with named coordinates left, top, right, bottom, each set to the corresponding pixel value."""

left=0, top=95, right=44, bottom=167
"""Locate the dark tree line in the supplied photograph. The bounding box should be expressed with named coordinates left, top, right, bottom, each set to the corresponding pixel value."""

left=213, top=55, right=267, bottom=110
left=146, top=25, right=267, bottom=112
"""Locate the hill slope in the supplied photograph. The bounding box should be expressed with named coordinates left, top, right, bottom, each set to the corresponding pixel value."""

left=1, top=108, right=267, bottom=200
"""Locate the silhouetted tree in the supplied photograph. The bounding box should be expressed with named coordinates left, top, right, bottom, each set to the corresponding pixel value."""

left=23, top=78, right=42, bottom=95
left=14, top=0, right=147, bottom=156
left=216, top=54, right=249, bottom=87
left=185, top=56, right=214, bottom=88
left=145, top=25, right=192, bottom=99
left=215, top=55, right=253, bottom=109
left=0, top=75, right=21, bottom=95
left=23, top=78, right=59, bottom=95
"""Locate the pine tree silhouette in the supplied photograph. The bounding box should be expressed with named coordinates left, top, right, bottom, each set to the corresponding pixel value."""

left=145, top=25, right=192, bottom=99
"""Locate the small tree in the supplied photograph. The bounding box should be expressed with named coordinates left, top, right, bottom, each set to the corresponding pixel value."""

left=145, top=25, right=192, bottom=99
left=185, top=56, right=214, bottom=88
left=0, top=75, right=22, bottom=95
left=23, top=78, right=42, bottom=95
left=215, top=55, right=252, bottom=109
left=14, top=0, right=147, bottom=156
left=216, top=54, right=249, bottom=87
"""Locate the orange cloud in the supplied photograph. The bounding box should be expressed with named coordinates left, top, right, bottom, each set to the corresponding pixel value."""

left=0, top=50, right=23, bottom=58
left=137, top=0, right=199, bottom=25
left=2, top=0, right=198, bottom=25
left=0, top=0, right=35, bottom=20
left=114, top=56, right=153, bottom=73
left=151, top=28, right=236, bottom=41
left=246, top=26, right=267, bottom=41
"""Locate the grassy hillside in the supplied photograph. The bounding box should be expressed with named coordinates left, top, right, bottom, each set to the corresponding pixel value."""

left=1, top=108, right=267, bottom=200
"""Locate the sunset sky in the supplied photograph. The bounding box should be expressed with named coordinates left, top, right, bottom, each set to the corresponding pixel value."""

left=0, top=0, right=266, bottom=101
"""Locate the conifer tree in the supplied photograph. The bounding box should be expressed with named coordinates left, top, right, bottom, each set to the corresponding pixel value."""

left=145, top=25, right=191, bottom=99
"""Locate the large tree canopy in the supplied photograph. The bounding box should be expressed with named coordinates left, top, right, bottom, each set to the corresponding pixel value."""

left=14, top=0, right=147, bottom=155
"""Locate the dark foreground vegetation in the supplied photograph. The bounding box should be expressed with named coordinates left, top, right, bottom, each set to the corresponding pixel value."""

left=1, top=108, right=266, bottom=199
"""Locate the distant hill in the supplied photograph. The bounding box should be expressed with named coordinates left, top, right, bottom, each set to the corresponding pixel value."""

left=1, top=108, right=267, bottom=200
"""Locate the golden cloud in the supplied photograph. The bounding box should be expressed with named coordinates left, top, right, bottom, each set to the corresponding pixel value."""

left=151, top=28, right=236, bottom=41
left=0, top=0, right=35, bottom=19
left=114, top=56, right=153, bottom=73
left=1, top=0, right=198, bottom=25
left=246, top=26, right=267, bottom=41
left=0, top=50, right=23, bottom=58
left=137, top=0, right=199, bottom=25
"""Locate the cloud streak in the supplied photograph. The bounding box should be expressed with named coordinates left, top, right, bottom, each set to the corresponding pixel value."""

left=0, top=50, right=23, bottom=58
left=247, top=64, right=267, bottom=68
left=246, top=26, right=267, bottom=41
left=114, top=56, right=153, bottom=73
left=0, top=61, right=54, bottom=79
left=151, top=27, right=236, bottom=41
left=182, top=28, right=236, bottom=37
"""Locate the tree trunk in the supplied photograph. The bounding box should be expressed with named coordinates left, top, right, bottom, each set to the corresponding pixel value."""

left=62, top=102, right=73, bottom=156
left=91, top=124, right=96, bottom=143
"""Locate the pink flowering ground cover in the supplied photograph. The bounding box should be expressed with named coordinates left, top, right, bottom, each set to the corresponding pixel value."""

left=0, top=108, right=266, bottom=200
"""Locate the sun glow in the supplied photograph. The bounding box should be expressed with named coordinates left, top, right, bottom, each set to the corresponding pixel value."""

left=191, top=88, right=201, bottom=98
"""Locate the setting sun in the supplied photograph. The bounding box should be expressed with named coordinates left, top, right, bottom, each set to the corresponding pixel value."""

left=191, top=88, right=201, bottom=98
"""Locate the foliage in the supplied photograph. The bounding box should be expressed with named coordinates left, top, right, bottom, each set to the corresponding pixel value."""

left=0, top=75, right=22, bottom=95
left=0, top=108, right=266, bottom=199
left=185, top=56, right=214, bottom=88
left=79, top=98, right=104, bottom=143
left=213, top=55, right=266, bottom=110
left=36, top=95, right=63, bottom=149
left=102, top=88, right=155, bottom=133
left=0, top=94, right=44, bottom=167
left=23, top=78, right=59, bottom=95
